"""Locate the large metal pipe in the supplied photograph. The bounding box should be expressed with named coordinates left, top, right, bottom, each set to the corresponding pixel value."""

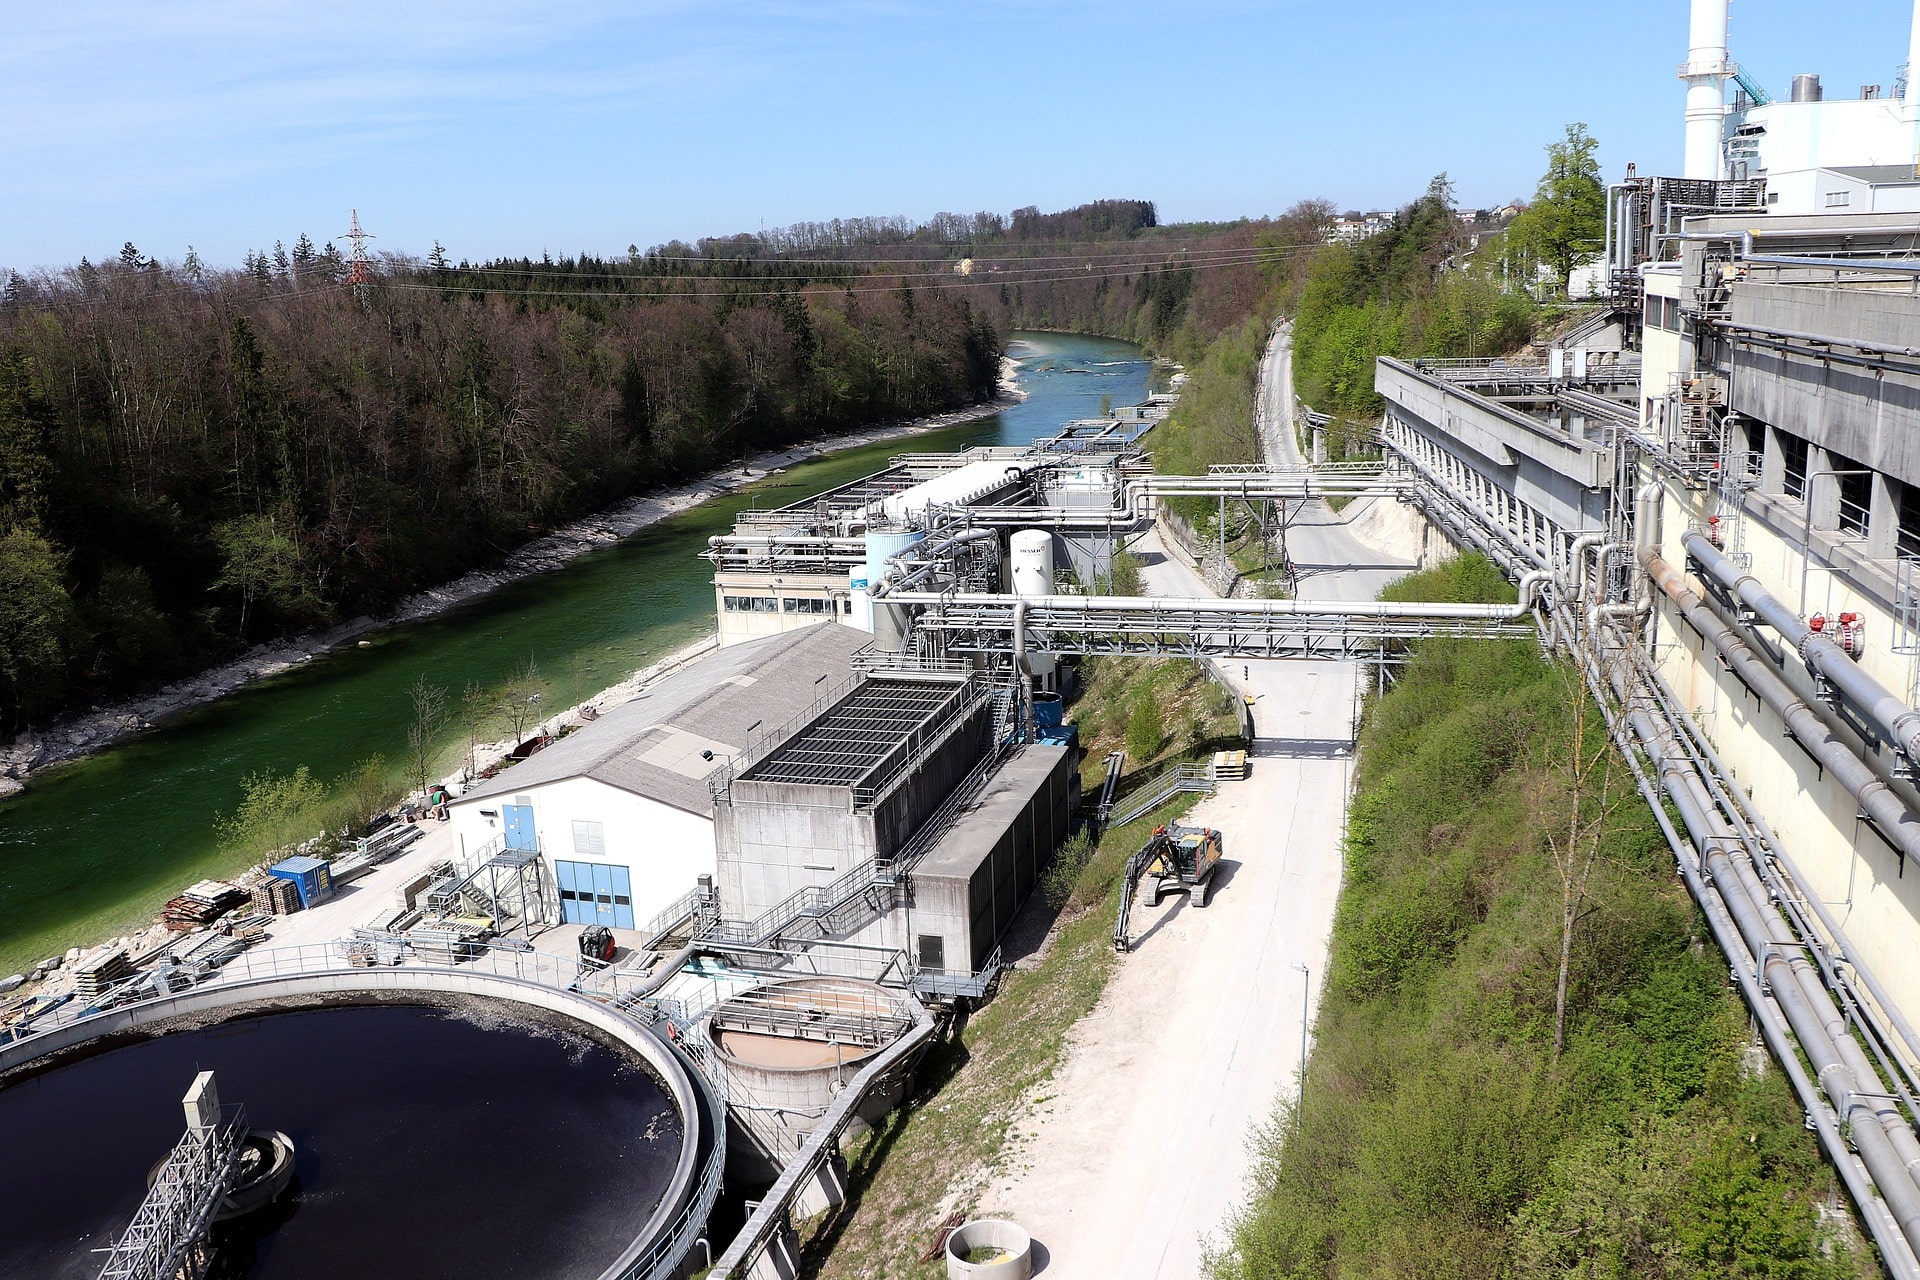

left=1683, top=532, right=1920, bottom=766
left=1647, top=550, right=1920, bottom=863
left=1626, top=699, right=1920, bottom=1246
left=1617, top=704, right=1920, bottom=1277
left=887, top=574, right=1552, bottom=622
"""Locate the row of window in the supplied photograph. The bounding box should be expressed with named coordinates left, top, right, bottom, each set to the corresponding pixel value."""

left=1647, top=296, right=1684, bottom=334
left=721, top=594, right=849, bottom=615
left=1388, top=418, right=1564, bottom=560
left=1771, top=427, right=1912, bottom=552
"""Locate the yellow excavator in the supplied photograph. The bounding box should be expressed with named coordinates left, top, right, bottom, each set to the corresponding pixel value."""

left=1114, top=822, right=1225, bottom=952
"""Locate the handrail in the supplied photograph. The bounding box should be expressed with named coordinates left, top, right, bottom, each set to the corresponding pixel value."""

left=1109, top=762, right=1217, bottom=828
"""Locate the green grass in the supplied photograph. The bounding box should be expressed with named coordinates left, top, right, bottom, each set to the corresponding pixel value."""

left=798, top=658, right=1243, bottom=1278
left=1205, top=555, right=1869, bottom=1280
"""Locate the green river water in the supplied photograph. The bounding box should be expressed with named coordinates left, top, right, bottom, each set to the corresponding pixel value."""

left=0, top=333, right=1151, bottom=975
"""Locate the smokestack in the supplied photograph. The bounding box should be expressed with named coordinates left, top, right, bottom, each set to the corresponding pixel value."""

left=1681, top=0, right=1730, bottom=179
left=1908, top=0, right=1920, bottom=110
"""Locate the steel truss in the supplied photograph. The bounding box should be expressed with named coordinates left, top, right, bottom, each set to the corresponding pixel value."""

left=97, top=1109, right=246, bottom=1280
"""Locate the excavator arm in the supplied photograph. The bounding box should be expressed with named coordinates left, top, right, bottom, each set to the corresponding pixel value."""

left=1113, top=831, right=1171, bottom=952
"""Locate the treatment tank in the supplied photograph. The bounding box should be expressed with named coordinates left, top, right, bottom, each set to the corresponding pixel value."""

left=1009, top=529, right=1057, bottom=684
left=864, top=528, right=925, bottom=650
left=0, top=968, right=720, bottom=1280
left=705, top=977, right=920, bottom=1185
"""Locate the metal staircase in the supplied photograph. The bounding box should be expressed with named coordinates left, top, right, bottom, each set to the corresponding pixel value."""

left=1108, top=761, right=1218, bottom=828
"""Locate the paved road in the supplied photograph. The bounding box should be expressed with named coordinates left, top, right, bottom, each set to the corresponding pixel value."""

left=980, top=326, right=1409, bottom=1277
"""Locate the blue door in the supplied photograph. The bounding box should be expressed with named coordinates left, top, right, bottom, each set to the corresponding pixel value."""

left=503, top=801, right=537, bottom=851
left=607, top=864, right=635, bottom=930
left=555, top=860, right=593, bottom=925
left=556, top=860, right=634, bottom=929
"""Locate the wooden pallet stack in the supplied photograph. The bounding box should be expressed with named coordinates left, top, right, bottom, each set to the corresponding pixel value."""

left=252, top=877, right=302, bottom=916
left=72, top=948, right=133, bottom=1001
left=162, top=880, right=249, bottom=931
left=1212, top=748, right=1251, bottom=781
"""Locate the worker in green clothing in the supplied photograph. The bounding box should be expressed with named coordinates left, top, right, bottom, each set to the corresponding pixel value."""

left=428, top=786, right=449, bottom=820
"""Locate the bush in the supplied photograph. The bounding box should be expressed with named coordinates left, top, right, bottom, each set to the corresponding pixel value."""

left=1125, top=694, right=1165, bottom=761
left=1042, top=830, right=1095, bottom=909
left=1207, top=555, right=1862, bottom=1280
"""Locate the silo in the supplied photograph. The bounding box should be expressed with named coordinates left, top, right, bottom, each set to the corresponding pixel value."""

left=1009, top=530, right=1057, bottom=685
left=864, top=528, right=924, bottom=649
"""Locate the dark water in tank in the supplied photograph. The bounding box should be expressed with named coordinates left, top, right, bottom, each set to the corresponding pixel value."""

left=0, top=1001, right=684, bottom=1279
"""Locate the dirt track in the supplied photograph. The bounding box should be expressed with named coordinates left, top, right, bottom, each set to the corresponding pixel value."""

left=978, top=325, right=1412, bottom=1276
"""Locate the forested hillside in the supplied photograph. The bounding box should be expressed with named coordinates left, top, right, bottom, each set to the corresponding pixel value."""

left=0, top=238, right=1008, bottom=727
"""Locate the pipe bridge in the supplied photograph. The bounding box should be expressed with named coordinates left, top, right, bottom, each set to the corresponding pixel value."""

left=890, top=590, right=1540, bottom=661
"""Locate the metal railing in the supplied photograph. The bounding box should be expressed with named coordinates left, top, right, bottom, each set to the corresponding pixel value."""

left=1108, top=762, right=1217, bottom=828
left=97, top=1106, right=246, bottom=1280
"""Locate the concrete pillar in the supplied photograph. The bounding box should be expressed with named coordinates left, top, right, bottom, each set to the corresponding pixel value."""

left=792, top=1148, right=850, bottom=1220
left=746, top=1217, right=802, bottom=1280
left=1809, top=447, right=1842, bottom=530
left=1870, top=471, right=1901, bottom=559
left=1761, top=425, right=1787, bottom=495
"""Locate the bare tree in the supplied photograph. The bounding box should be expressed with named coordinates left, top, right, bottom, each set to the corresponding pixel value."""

left=406, top=675, right=447, bottom=797
left=496, top=655, right=548, bottom=746
left=459, top=679, right=492, bottom=778
left=1543, top=653, right=1630, bottom=1057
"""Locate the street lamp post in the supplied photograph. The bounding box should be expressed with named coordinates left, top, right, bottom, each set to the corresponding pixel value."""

left=1294, top=961, right=1311, bottom=1084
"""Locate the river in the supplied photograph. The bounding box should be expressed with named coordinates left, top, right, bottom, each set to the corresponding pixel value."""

left=0, top=332, right=1151, bottom=975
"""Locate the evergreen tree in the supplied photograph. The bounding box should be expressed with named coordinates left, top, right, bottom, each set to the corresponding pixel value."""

left=118, top=241, right=142, bottom=270
left=184, top=246, right=204, bottom=283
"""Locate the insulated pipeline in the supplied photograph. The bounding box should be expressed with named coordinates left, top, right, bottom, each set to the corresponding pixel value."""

left=1646, top=551, right=1920, bottom=864
left=1684, top=533, right=1920, bottom=764
left=1625, top=701, right=1920, bottom=1247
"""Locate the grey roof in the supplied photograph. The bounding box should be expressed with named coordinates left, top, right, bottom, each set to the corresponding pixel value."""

left=1828, top=165, right=1920, bottom=186
left=454, top=624, right=873, bottom=816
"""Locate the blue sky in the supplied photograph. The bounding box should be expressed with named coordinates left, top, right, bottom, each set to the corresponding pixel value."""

left=4, top=0, right=1914, bottom=271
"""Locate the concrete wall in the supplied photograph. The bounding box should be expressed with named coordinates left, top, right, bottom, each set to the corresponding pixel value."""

left=715, top=780, right=875, bottom=922
left=714, top=703, right=991, bottom=921
left=1376, top=360, right=1615, bottom=550
left=449, top=776, right=714, bottom=929
left=907, top=745, right=1078, bottom=975
left=1646, top=470, right=1920, bottom=1021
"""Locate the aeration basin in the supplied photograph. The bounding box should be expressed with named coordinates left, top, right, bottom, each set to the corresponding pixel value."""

left=706, top=976, right=917, bottom=1184
left=0, top=971, right=715, bottom=1280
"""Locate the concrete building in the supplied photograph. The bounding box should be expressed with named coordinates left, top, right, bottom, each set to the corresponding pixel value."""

left=448, top=624, right=872, bottom=932
left=714, top=673, right=994, bottom=922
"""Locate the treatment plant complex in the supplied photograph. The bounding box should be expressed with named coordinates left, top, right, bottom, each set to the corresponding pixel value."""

left=16, top=2, right=1920, bottom=1275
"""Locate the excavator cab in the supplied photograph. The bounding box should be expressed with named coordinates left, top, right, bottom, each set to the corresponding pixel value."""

left=1115, top=822, right=1225, bottom=951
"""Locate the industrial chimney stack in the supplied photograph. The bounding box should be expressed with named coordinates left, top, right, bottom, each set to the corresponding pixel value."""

left=1680, top=0, right=1731, bottom=178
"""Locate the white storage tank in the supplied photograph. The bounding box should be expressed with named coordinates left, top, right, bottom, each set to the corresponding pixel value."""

left=1009, top=530, right=1057, bottom=685
left=863, top=528, right=924, bottom=646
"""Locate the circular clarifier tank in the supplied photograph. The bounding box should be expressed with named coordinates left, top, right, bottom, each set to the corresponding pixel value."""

left=0, top=975, right=713, bottom=1280
left=706, top=977, right=918, bottom=1183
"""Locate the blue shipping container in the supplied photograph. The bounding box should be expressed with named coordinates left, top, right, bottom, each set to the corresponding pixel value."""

left=269, top=855, right=336, bottom=909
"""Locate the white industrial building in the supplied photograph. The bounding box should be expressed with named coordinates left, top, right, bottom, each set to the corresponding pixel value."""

left=448, top=624, right=872, bottom=931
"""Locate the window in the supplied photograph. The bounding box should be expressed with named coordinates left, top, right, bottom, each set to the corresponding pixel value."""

left=781, top=597, right=833, bottom=615
left=1898, top=482, right=1920, bottom=559
left=1778, top=431, right=1809, bottom=501
left=722, top=595, right=778, bottom=613
left=917, top=934, right=946, bottom=974
left=572, top=819, right=605, bottom=856
left=1830, top=455, right=1872, bottom=537
left=1825, top=190, right=1853, bottom=208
